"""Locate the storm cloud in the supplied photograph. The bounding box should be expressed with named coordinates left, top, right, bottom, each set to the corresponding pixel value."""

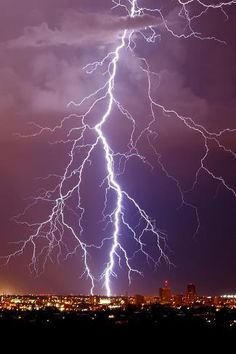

left=8, top=11, right=160, bottom=48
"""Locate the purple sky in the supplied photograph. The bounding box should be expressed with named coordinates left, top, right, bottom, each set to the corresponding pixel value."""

left=0, top=0, right=236, bottom=296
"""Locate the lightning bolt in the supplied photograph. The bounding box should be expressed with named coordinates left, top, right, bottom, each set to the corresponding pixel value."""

left=2, top=0, right=236, bottom=296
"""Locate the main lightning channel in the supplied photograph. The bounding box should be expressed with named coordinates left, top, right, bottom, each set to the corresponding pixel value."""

left=95, top=30, right=127, bottom=296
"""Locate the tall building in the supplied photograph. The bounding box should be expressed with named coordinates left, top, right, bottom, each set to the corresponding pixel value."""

left=159, top=280, right=172, bottom=304
left=186, top=283, right=196, bottom=296
left=186, top=283, right=197, bottom=303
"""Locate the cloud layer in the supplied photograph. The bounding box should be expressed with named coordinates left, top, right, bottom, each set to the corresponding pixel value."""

left=8, top=11, right=160, bottom=48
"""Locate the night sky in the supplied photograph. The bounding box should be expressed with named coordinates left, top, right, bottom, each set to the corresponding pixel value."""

left=0, top=0, right=236, bottom=296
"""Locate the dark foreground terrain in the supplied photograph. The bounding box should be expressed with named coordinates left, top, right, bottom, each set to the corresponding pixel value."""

left=1, top=305, right=235, bottom=351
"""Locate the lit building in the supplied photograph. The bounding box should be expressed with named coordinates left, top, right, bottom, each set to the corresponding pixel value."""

left=99, top=297, right=111, bottom=305
left=185, top=283, right=197, bottom=304
left=159, top=280, right=172, bottom=304
left=187, top=283, right=196, bottom=296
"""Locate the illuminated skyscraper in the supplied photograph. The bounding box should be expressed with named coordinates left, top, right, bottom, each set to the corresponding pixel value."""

left=186, top=283, right=197, bottom=303
left=159, top=280, right=172, bottom=304
left=187, top=283, right=196, bottom=296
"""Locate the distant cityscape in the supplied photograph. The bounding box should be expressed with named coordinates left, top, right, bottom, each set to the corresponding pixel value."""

left=0, top=280, right=235, bottom=345
left=1, top=281, right=236, bottom=311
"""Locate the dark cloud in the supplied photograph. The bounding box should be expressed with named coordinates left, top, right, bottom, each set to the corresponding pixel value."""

left=8, top=11, right=160, bottom=48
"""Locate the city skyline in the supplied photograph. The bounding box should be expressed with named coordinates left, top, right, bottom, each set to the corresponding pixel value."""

left=0, top=280, right=235, bottom=298
left=0, top=0, right=236, bottom=296
left=1, top=281, right=236, bottom=311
